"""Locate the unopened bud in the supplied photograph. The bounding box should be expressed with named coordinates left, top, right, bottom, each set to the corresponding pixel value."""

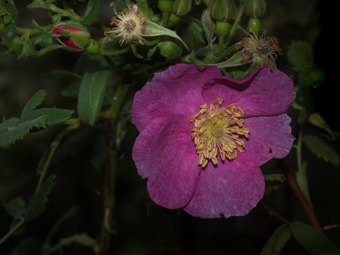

left=248, top=18, right=261, bottom=33
left=215, top=21, right=231, bottom=37
left=172, top=0, right=192, bottom=16
left=53, top=23, right=90, bottom=51
left=158, top=0, right=173, bottom=12
left=244, top=0, right=266, bottom=18
left=202, top=0, right=214, bottom=8
left=158, top=41, right=182, bottom=59
left=212, top=0, right=228, bottom=21
left=85, top=39, right=100, bottom=54
left=168, top=12, right=180, bottom=24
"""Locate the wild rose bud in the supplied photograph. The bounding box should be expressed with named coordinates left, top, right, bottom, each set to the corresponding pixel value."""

left=53, top=23, right=90, bottom=51
left=172, top=0, right=192, bottom=16
left=212, top=0, right=228, bottom=21
left=85, top=39, right=100, bottom=54
left=215, top=21, right=231, bottom=37
left=202, top=0, right=214, bottom=8
left=158, top=41, right=182, bottom=59
left=244, top=0, right=266, bottom=18
left=168, top=12, right=180, bottom=24
left=158, top=0, right=173, bottom=12
left=248, top=17, right=261, bottom=33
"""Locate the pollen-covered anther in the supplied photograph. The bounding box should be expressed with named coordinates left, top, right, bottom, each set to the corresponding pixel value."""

left=191, top=98, right=249, bottom=168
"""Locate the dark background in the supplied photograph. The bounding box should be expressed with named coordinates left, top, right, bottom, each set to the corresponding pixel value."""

left=1, top=0, right=339, bottom=254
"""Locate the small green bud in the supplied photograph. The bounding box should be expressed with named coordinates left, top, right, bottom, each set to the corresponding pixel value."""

left=158, top=0, right=173, bottom=12
left=172, top=0, right=192, bottom=16
left=202, top=0, right=215, bottom=8
left=244, top=0, right=267, bottom=18
left=215, top=21, right=231, bottom=37
left=211, top=0, right=228, bottom=21
left=168, top=12, right=180, bottom=24
left=228, top=0, right=237, bottom=20
left=158, top=41, right=182, bottom=59
left=85, top=39, right=100, bottom=54
left=248, top=17, right=261, bottom=33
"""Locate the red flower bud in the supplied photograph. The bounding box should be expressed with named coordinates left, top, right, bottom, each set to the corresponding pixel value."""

left=53, top=23, right=90, bottom=51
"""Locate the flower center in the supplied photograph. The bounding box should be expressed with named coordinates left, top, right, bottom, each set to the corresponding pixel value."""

left=123, top=19, right=137, bottom=33
left=190, top=98, right=249, bottom=168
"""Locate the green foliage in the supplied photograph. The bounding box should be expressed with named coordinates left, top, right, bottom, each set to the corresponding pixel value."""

left=302, top=135, right=339, bottom=167
left=309, top=113, right=339, bottom=141
left=81, top=0, right=105, bottom=24
left=290, top=222, right=340, bottom=255
left=20, top=89, right=47, bottom=117
left=3, top=197, right=26, bottom=220
left=77, top=70, right=111, bottom=126
left=260, top=225, right=291, bottom=255
left=264, top=174, right=285, bottom=194
left=0, top=90, right=73, bottom=148
left=25, top=175, right=56, bottom=221
left=0, top=116, right=46, bottom=148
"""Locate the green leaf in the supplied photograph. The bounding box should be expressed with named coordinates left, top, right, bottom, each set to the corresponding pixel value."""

left=264, top=174, right=285, bottom=194
left=142, top=20, right=189, bottom=50
left=21, top=89, right=47, bottom=117
left=0, top=117, right=20, bottom=133
left=290, top=222, right=340, bottom=255
left=3, top=197, right=26, bottom=219
left=260, top=225, right=291, bottom=255
left=77, top=70, right=111, bottom=126
left=25, top=175, right=56, bottom=221
left=296, top=161, right=313, bottom=207
left=309, top=113, right=336, bottom=141
left=20, top=108, right=74, bottom=128
left=302, top=135, right=339, bottom=167
left=0, top=116, right=46, bottom=148
left=81, top=0, right=105, bottom=24
left=287, top=41, right=314, bottom=71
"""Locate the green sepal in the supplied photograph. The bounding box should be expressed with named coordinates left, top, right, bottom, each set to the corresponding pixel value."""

left=142, top=20, right=189, bottom=50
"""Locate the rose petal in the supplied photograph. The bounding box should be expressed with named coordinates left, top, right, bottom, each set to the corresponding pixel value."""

left=203, top=67, right=295, bottom=117
left=132, top=115, right=200, bottom=209
left=184, top=153, right=265, bottom=218
left=132, top=64, right=221, bottom=132
left=244, top=114, right=295, bottom=165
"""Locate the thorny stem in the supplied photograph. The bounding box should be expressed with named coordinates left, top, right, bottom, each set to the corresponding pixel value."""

left=97, top=84, right=126, bottom=254
left=279, top=159, right=324, bottom=233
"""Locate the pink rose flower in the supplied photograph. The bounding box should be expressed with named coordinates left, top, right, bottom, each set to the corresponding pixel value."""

left=132, top=64, right=295, bottom=218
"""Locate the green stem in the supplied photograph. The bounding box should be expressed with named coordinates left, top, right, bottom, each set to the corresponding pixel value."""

left=99, top=47, right=130, bottom=56
left=98, top=83, right=127, bottom=254
left=227, top=5, right=244, bottom=44
left=45, top=3, right=81, bottom=20
left=296, top=127, right=303, bottom=173
left=35, top=123, right=80, bottom=193
left=0, top=217, right=25, bottom=244
left=162, top=11, right=169, bottom=27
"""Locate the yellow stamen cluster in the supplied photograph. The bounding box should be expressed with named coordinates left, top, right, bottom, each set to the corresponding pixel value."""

left=239, top=32, right=282, bottom=69
left=106, top=4, right=145, bottom=45
left=190, top=98, right=249, bottom=168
